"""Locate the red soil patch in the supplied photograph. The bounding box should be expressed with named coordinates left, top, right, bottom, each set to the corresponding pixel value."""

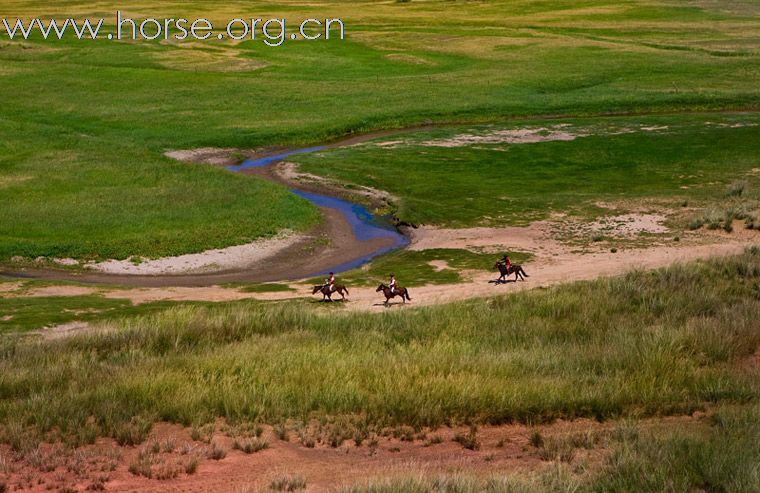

left=0, top=416, right=704, bottom=492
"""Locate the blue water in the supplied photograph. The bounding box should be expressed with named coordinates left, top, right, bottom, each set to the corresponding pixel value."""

left=228, top=147, right=408, bottom=275
left=228, top=146, right=327, bottom=171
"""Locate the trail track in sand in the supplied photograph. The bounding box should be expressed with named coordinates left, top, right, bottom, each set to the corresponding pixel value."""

left=6, top=222, right=757, bottom=317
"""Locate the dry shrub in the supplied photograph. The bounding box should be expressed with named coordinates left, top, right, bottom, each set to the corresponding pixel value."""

left=233, top=438, right=269, bottom=454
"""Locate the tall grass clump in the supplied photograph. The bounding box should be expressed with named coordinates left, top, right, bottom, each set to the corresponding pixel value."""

left=1, top=251, right=759, bottom=444
left=593, top=404, right=760, bottom=493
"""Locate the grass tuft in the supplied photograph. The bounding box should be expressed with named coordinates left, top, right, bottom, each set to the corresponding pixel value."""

left=270, top=474, right=307, bottom=492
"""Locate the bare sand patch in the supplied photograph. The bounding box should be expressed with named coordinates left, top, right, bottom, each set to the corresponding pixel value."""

left=588, top=213, right=669, bottom=236
left=427, top=260, right=450, bottom=272
left=53, top=258, right=79, bottom=266
left=408, top=120, right=742, bottom=150
left=1, top=315, right=12, bottom=321
left=408, top=223, right=564, bottom=256
left=421, top=127, right=583, bottom=147
left=62, top=307, right=104, bottom=315
left=641, top=125, right=669, bottom=131
left=275, top=161, right=398, bottom=205
left=33, top=321, right=94, bottom=340
left=89, top=232, right=304, bottom=275
left=23, top=285, right=98, bottom=298
left=375, top=140, right=404, bottom=147
left=0, top=282, right=23, bottom=294
left=102, top=286, right=262, bottom=305
left=164, top=147, right=241, bottom=166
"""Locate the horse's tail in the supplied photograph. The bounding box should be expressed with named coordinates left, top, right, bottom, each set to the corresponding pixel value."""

left=404, top=289, right=412, bottom=301
left=344, top=286, right=349, bottom=295
left=520, top=266, right=529, bottom=277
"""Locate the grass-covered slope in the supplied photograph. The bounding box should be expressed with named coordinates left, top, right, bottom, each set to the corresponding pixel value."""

left=1, top=249, right=758, bottom=443
left=2, top=0, right=760, bottom=259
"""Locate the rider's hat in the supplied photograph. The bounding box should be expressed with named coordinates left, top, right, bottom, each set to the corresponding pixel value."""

left=329, top=272, right=334, bottom=275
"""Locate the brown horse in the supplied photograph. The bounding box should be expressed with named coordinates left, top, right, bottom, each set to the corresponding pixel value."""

left=494, top=262, right=529, bottom=283
left=312, top=284, right=349, bottom=301
left=376, top=283, right=411, bottom=305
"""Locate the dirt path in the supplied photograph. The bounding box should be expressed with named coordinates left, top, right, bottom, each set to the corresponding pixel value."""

left=7, top=224, right=757, bottom=314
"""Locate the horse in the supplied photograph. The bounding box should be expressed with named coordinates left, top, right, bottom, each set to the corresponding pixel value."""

left=312, top=284, right=349, bottom=301
left=376, top=283, right=411, bottom=305
left=494, top=262, right=530, bottom=283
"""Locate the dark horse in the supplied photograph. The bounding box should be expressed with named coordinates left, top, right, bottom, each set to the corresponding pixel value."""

left=376, top=283, right=412, bottom=305
left=312, top=284, right=349, bottom=301
left=494, top=262, right=530, bottom=283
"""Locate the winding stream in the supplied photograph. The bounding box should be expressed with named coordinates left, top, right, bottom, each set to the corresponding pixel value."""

left=229, top=149, right=409, bottom=275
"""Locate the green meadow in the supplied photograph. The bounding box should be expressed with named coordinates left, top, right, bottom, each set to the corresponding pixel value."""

left=292, top=113, right=760, bottom=226
left=2, top=0, right=760, bottom=259
left=0, top=290, right=208, bottom=334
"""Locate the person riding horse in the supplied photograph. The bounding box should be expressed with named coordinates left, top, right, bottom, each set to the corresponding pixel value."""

left=325, top=272, right=336, bottom=293
left=497, top=254, right=512, bottom=270
left=494, top=253, right=529, bottom=283
left=377, top=274, right=411, bottom=306
left=313, top=272, right=349, bottom=301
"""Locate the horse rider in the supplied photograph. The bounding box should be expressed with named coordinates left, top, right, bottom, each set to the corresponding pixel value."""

left=499, top=254, right=512, bottom=270
left=389, top=273, right=397, bottom=294
left=325, top=272, right=336, bottom=292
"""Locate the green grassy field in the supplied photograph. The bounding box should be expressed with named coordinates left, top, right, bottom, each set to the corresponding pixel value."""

left=2, top=250, right=758, bottom=444
left=292, top=113, right=760, bottom=226
left=2, top=1, right=760, bottom=260
left=0, top=292, right=212, bottom=334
